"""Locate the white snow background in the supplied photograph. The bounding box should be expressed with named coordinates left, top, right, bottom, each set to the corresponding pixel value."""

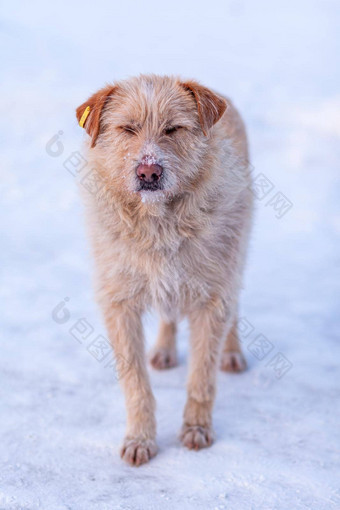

left=1, top=1, right=339, bottom=509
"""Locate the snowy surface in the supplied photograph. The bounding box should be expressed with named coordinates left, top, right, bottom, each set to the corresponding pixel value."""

left=1, top=1, right=340, bottom=509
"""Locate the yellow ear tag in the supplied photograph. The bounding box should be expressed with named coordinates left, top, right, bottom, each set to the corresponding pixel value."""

left=79, top=106, right=90, bottom=128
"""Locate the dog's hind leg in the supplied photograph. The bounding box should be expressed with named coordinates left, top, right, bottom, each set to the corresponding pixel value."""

left=220, top=319, right=247, bottom=373
left=149, top=320, right=177, bottom=370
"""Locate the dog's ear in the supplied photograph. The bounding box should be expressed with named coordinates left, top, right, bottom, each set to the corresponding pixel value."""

left=180, top=81, right=227, bottom=136
left=76, top=85, right=116, bottom=147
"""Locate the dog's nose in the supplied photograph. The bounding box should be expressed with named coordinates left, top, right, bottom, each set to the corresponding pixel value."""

left=136, top=163, right=163, bottom=183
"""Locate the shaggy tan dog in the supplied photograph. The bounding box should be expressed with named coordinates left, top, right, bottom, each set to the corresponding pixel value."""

left=76, top=74, right=253, bottom=466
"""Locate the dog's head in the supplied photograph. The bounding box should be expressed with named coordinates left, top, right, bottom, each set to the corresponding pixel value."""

left=76, top=75, right=227, bottom=202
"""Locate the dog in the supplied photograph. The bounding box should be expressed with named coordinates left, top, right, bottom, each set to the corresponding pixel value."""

left=75, top=74, right=253, bottom=466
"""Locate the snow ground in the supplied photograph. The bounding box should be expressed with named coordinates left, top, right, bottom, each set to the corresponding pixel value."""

left=0, top=1, right=339, bottom=509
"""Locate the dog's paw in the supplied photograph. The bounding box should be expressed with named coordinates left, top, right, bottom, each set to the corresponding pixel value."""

left=120, top=437, right=157, bottom=466
left=149, top=347, right=177, bottom=370
left=220, top=351, right=247, bottom=373
left=180, top=425, right=214, bottom=450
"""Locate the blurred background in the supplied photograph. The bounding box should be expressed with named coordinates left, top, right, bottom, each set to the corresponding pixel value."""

left=1, top=1, right=339, bottom=509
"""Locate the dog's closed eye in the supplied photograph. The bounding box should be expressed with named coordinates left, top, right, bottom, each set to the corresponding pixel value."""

left=163, top=126, right=183, bottom=135
left=119, top=125, right=139, bottom=135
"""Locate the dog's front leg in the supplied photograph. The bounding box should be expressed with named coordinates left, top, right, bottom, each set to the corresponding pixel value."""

left=180, top=298, right=231, bottom=450
left=102, top=300, right=157, bottom=466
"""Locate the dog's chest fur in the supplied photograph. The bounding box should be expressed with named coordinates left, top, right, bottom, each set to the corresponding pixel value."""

left=94, top=196, right=219, bottom=320
left=132, top=211, right=213, bottom=318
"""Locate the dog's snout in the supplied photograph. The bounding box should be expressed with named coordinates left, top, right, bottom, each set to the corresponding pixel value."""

left=136, top=163, right=163, bottom=183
